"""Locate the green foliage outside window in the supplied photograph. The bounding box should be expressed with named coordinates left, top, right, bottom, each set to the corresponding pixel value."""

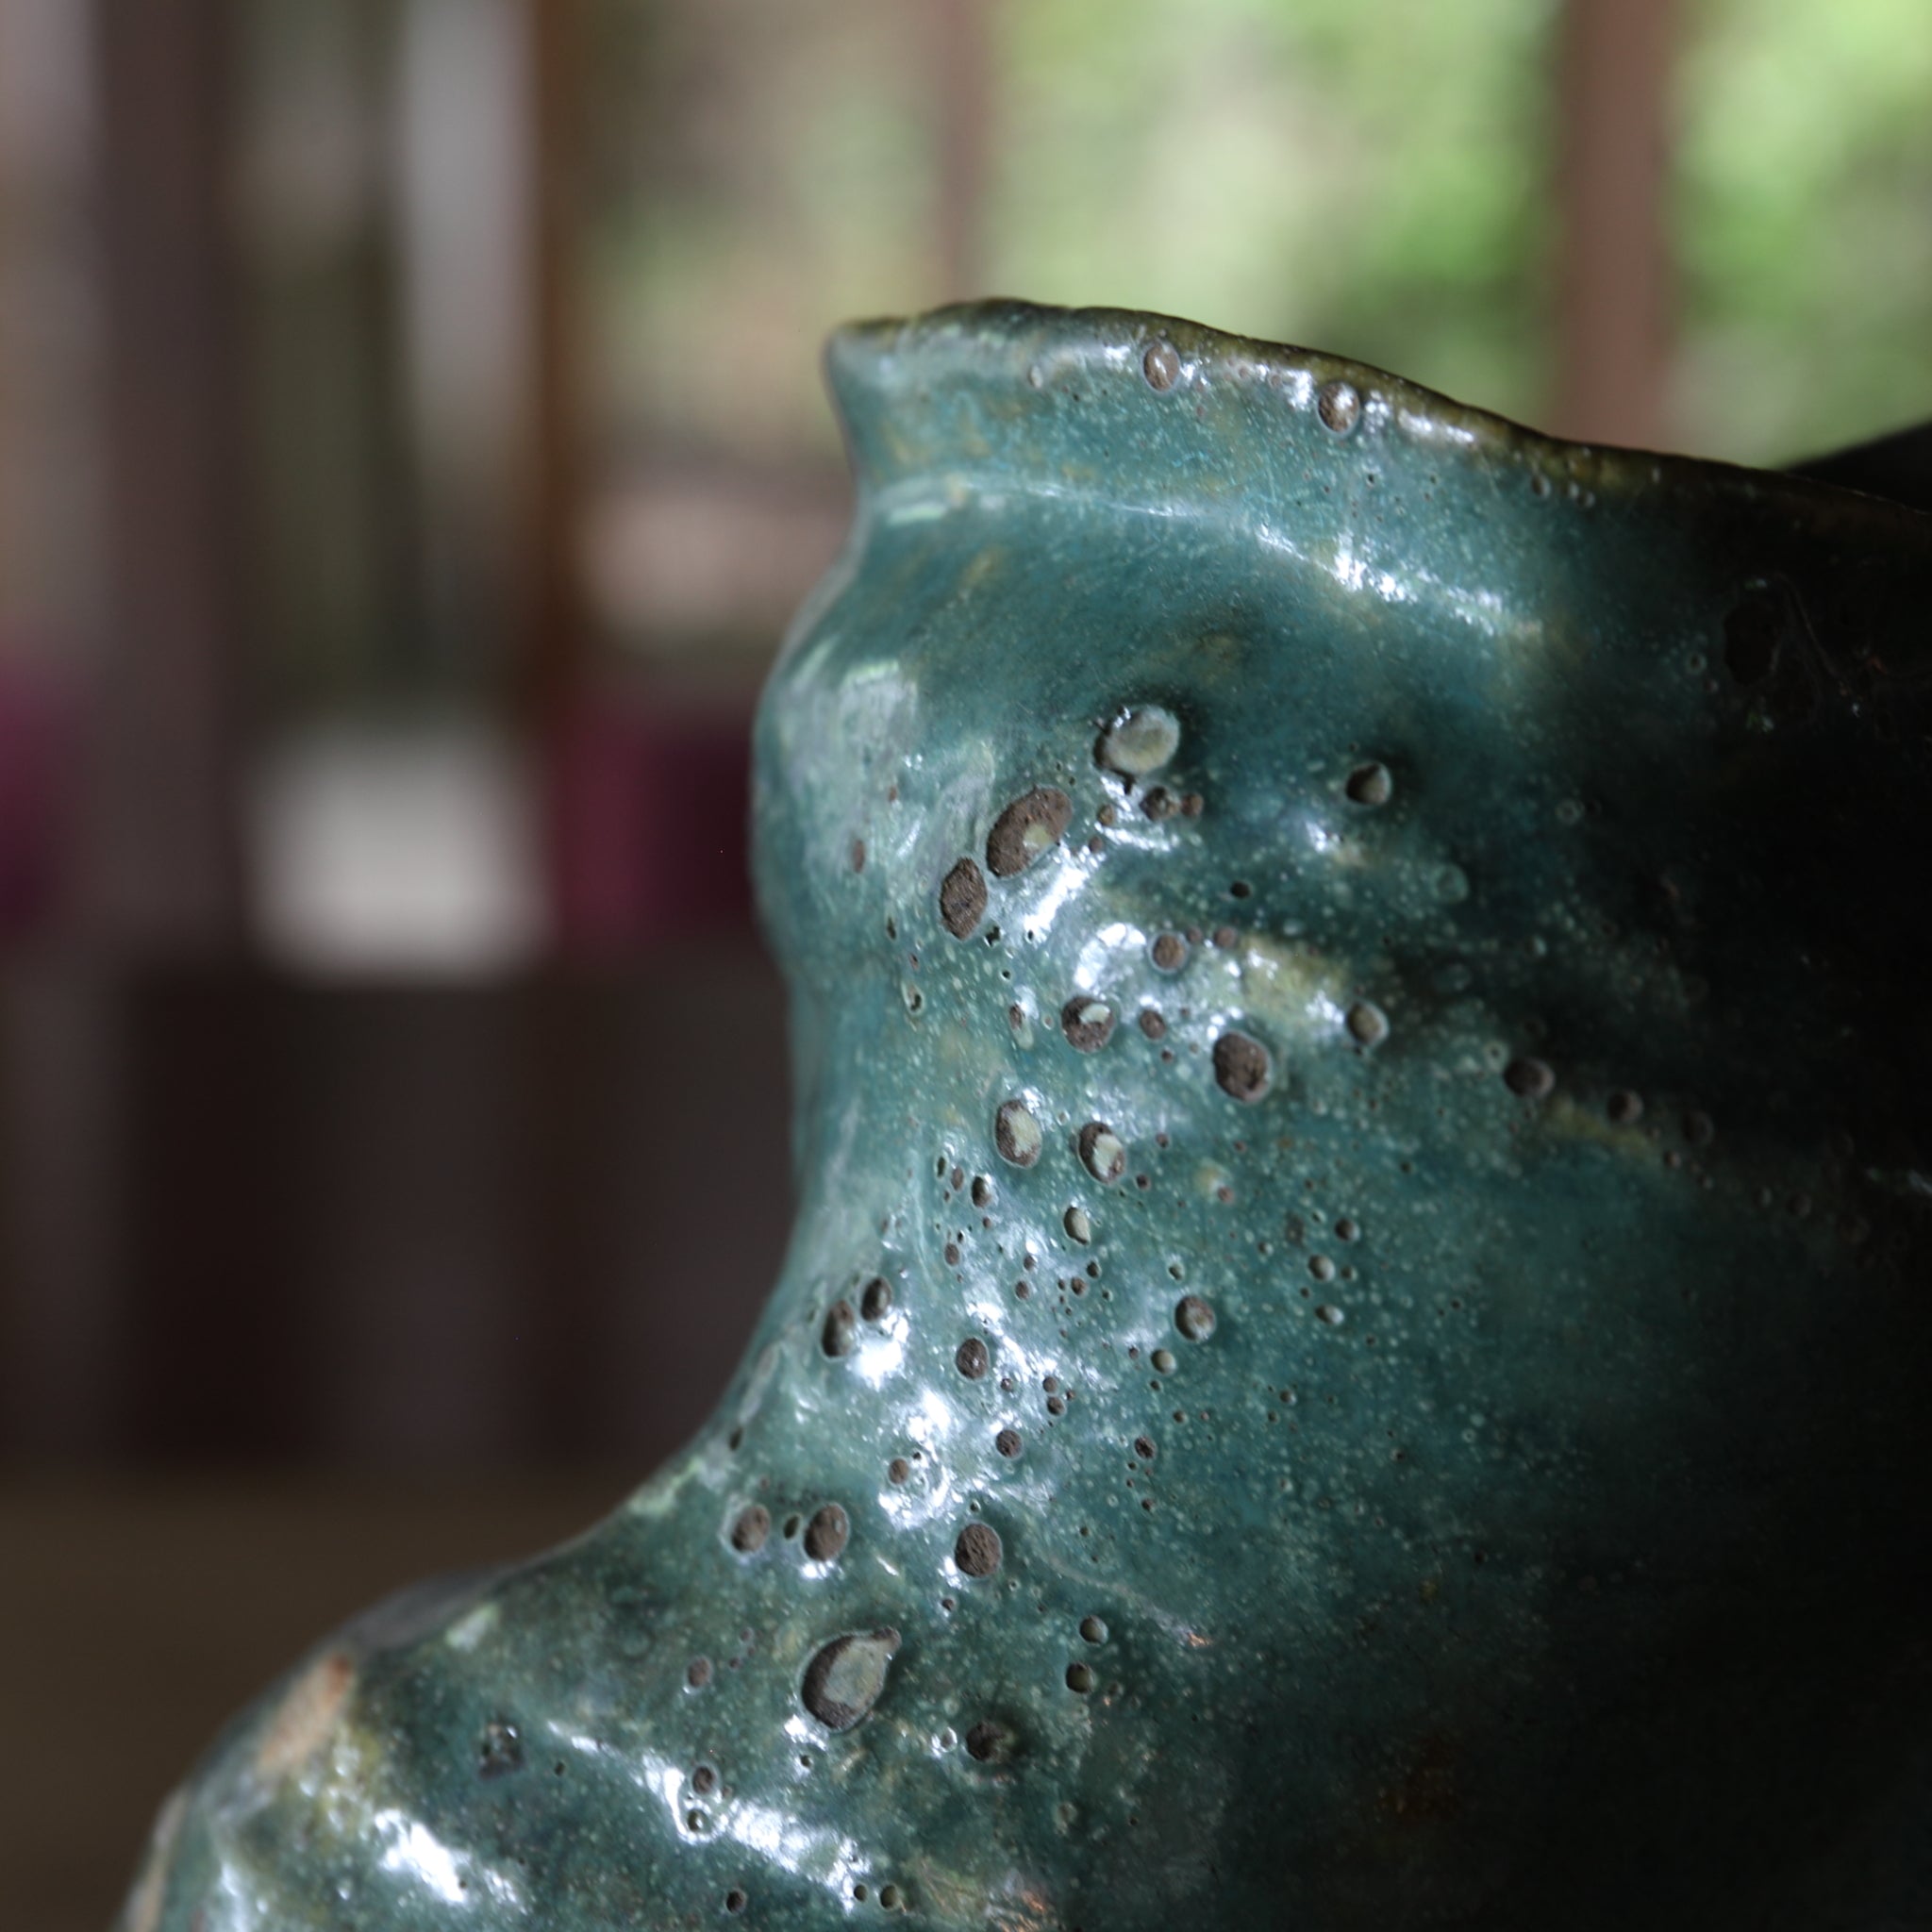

left=1674, top=0, right=1932, bottom=462
left=990, top=0, right=1553, bottom=433
left=588, top=0, right=1932, bottom=471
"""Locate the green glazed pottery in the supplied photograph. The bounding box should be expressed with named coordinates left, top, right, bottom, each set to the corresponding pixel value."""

left=120, top=303, right=1932, bottom=1929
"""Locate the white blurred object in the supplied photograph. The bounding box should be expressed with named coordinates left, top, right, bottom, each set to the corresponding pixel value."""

left=252, top=722, right=547, bottom=975
left=585, top=464, right=850, bottom=652
left=396, top=0, right=536, bottom=669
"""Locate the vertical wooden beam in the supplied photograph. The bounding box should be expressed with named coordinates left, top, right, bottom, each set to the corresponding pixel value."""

left=0, top=8, right=123, bottom=1458
left=1551, top=0, right=1679, bottom=450
left=931, top=0, right=994, bottom=303
left=0, top=0, right=105, bottom=660
left=0, top=966, right=129, bottom=1455
left=525, top=0, right=586, bottom=722
left=247, top=0, right=423, bottom=712
left=86, top=0, right=249, bottom=952
left=118, top=969, right=295, bottom=1457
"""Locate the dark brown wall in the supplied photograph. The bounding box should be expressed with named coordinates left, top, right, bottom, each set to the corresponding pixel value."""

left=0, top=947, right=791, bottom=1463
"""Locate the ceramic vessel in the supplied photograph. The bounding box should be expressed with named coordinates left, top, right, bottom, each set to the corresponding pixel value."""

left=121, top=303, right=1932, bottom=1930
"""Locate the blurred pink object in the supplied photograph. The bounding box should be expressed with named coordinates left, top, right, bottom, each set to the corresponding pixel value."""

left=0, top=651, right=73, bottom=936
left=548, top=697, right=756, bottom=952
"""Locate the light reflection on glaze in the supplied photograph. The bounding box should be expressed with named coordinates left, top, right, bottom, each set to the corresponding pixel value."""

left=1073, top=919, right=1146, bottom=993
left=1394, top=407, right=1483, bottom=451
left=443, top=1603, right=498, bottom=1653
left=202, top=1861, right=261, bottom=1932
left=852, top=1320, right=907, bottom=1388
left=881, top=497, right=951, bottom=528
left=716, top=1792, right=860, bottom=1898
left=1015, top=855, right=1087, bottom=945
left=1326, top=536, right=1411, bottom=606
left=652, top=1742, right=873, bottom=1909
left=374, top=1813, right=524, bottom=1911
left=1251, top=519, right=1313, bottom=571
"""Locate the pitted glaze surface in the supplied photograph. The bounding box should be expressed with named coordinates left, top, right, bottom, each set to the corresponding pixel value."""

left=123, top=302, right=1932, bottom=1929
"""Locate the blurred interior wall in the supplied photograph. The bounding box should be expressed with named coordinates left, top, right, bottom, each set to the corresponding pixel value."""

left=0, top=0, right=784, bottom=1467
left=86, top=0, right=251, bottom=954
left=4, top=0, right=1928, bottom=1465
left=0, top=957, right=791, bottom=1464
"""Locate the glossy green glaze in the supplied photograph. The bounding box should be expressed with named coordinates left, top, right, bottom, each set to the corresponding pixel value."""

left=123, top=303, right=1932, bottom=1929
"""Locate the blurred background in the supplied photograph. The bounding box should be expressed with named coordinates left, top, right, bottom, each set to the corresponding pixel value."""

left=3, top=0, right=1931, bottom=1920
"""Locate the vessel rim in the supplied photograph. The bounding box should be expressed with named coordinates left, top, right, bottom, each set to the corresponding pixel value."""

left=825, top=297, right=1932, bottom=539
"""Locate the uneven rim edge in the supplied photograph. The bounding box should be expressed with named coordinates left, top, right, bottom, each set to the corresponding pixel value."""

left=825, top=298, right=1932, bottom=537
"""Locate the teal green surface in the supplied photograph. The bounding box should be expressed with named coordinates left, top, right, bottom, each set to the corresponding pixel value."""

left=123, top=303, right=1932, bottom=1929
